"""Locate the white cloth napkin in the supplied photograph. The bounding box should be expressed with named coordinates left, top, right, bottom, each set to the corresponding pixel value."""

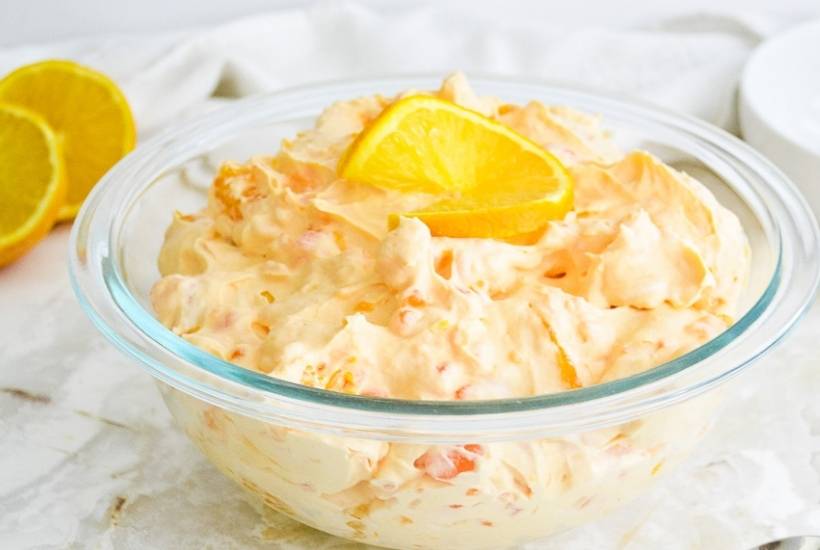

left=0, top=1, right=809, bottom=138
left=2, top=2, right=820, bottom=549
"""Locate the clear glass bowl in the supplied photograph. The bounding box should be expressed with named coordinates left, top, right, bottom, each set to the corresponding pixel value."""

left=69, top=76, right=819, bottom=549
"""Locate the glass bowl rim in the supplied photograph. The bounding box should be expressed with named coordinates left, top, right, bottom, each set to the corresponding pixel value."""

left=68, top=74, right=819, bottom=438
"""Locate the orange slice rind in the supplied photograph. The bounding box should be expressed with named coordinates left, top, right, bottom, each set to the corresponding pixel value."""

left=0, top=102, right=66, bottom=267
left=339, top=95, right=573, bottom=239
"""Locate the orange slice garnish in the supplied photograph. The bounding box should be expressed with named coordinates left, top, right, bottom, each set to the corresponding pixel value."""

left=339, top=95, right=573, bottom=239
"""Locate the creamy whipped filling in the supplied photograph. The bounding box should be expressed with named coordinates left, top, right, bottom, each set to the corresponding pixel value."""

left=152, top=73, right=749, bottom=401
left=152, top=74, right=751, bottom=549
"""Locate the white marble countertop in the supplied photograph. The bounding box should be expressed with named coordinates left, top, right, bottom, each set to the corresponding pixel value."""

left=0, top=224, right=818, bottom=550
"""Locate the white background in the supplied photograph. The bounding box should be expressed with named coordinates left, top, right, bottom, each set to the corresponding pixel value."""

left=3, top=0, right=819, bottom=46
